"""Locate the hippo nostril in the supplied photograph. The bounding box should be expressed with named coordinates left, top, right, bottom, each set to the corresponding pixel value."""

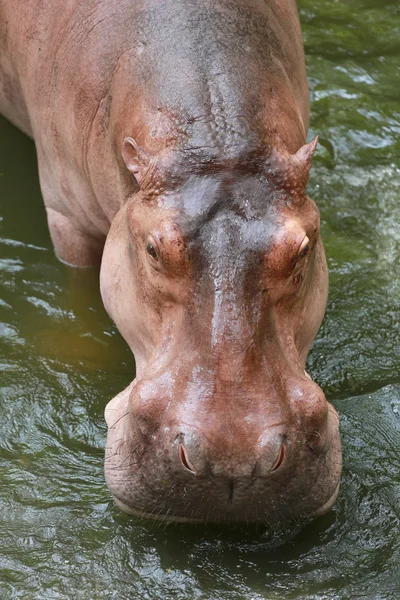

left=178, top=443, right=197, bottom=475
left=270, top=442, right=286, bottom=472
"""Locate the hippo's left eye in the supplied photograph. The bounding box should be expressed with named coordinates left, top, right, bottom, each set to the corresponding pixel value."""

left=300, top=243, right=310, bottom=258
left=298, top=236, right=310, bottom=258
left=291, top=236, right=312, bottom=286
left=146, top=243, right=158, bottom=261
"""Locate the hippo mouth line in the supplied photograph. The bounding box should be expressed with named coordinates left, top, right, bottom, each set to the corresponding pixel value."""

left=110, top=481, right=341, bottom=524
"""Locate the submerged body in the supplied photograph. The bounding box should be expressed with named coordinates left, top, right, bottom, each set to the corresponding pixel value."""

left=0, top=0, right=341, bottom=522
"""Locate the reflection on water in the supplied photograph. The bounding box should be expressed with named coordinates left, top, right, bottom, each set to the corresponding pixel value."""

left=1, top=0, right=400, bottom=598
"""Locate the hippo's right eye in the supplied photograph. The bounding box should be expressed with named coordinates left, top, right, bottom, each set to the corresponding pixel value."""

left=146, top=243, right=158, bottom=261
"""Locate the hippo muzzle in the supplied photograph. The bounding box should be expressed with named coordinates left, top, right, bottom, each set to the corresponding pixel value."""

left=104, top=371, right=341, bottom=523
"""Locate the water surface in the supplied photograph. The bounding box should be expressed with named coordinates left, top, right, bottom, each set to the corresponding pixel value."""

left=1, top=0, right=400, bottom=598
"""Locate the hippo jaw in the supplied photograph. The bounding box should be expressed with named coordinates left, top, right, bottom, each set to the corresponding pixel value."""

left=111, top=485, right=341, bottom=523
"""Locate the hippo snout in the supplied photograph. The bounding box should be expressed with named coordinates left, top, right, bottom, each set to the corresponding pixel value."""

left=104, top=376, right=341, bottom=523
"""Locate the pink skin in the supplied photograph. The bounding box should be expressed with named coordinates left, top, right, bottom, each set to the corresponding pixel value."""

left=99, top=154, right=341, bottom=522
left=0, top=0, right=342, bottom=521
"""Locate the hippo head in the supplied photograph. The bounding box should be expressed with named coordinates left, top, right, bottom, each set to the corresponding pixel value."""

left=100, top=136, right=341, bottom=523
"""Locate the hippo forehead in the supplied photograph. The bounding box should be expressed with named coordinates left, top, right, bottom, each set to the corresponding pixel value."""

left=153, top=172, right=294, bottom=246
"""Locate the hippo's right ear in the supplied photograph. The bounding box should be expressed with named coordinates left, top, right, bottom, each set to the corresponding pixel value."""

left=122, top=137, right=152, bottom=187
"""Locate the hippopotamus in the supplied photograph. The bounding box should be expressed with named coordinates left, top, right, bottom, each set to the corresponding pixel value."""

left=0, top=0, right=341, bottom=522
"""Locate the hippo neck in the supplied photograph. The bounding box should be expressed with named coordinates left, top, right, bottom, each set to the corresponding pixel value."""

left=107, top=0, right=309, bottom=218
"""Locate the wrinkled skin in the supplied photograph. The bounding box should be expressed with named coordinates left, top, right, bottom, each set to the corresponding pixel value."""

left=0, top=0, right=341, bottom=522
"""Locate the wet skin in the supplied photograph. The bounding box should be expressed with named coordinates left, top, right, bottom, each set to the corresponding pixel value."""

left=0, top=0, right=341, bottom=521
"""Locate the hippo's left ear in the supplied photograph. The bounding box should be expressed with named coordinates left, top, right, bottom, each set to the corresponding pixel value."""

left=294, top=136, right=319, bottom=174
left=122, top=137, right=152, bottom=187
left=267, top=135, right=319, bottom=202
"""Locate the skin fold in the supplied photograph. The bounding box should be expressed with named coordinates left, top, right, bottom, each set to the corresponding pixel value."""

left=0, top=0, right=341, bottom=522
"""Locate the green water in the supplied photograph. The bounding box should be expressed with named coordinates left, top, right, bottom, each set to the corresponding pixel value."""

left=1, top=0, right=400, bottom=598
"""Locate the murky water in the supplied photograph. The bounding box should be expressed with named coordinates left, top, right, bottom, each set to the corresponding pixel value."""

left=1, top=0, right=400, bottom=598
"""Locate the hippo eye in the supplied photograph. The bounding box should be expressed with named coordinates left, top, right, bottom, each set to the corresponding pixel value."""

left=298, top=236, right=311, bottom=259
left=146, top=243, right=158, bottom=261
left=300, top=243, right=310, bottom=258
